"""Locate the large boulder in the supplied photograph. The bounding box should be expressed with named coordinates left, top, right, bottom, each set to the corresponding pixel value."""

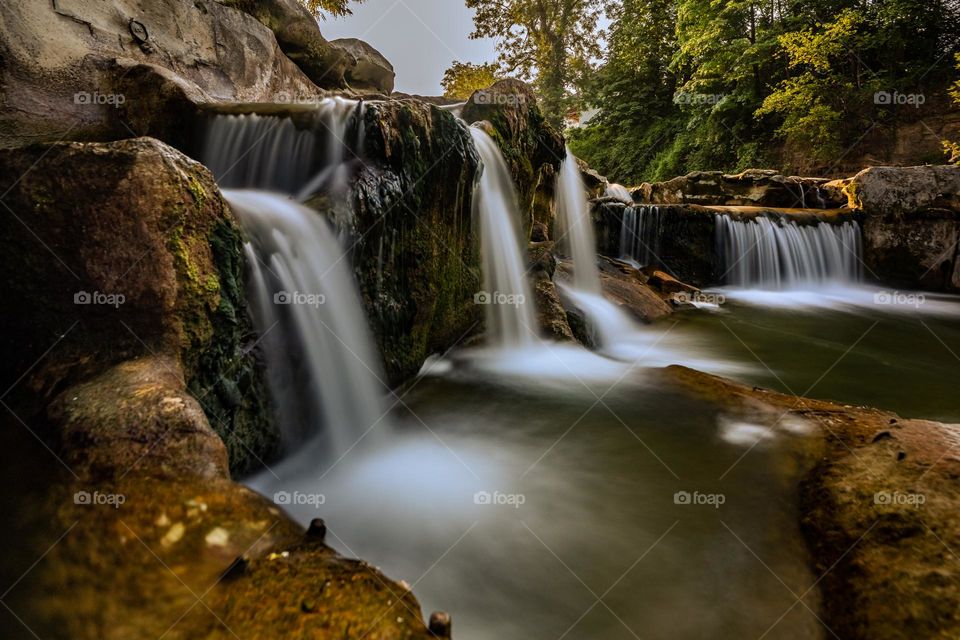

left=0, top=0, right=322, bottom=147
left=331, top=38, right=396, bottom=94
left=0, top=137, right=277, bottom=474
left=217, top=0, right=353, bottom=89
left=462, top=80, right=565, bottom=240
left=840, top=166, right=960, bottom=291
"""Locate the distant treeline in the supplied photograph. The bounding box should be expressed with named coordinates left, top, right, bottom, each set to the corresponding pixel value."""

left=568, top=0, right=960, bottom=182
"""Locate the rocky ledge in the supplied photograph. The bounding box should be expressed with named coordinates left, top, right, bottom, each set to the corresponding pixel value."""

left=666, top=366, right=960, bottom=639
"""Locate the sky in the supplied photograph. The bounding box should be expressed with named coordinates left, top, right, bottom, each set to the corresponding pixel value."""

left=320, top=0, right=500, bottom=96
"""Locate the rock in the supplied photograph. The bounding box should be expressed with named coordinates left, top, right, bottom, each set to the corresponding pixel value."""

left=840, top=165, right=960, bottom=215
left=638, top=170, right=842, bottom=209
left=49, top=356, right=230, bottom=480
left=642, top=268, right=701, bottom=298
left=349, top=100, right=483, bottom=385
left=462, top=80, right=565, bottom=239
left=555, top=256, right=672, bottom=327
left=0, top=137, right=277, bottom=474
left=0, top=0, right=323, bottom=147
left=844, top=166, right=960, bottom=292
left=527, top=242, right=576, bottom=342
left=664, top=365, right=960, bottom=640
left=217, top=0, right=353, bottom=89
left=331, top=38, right=396, bottom=94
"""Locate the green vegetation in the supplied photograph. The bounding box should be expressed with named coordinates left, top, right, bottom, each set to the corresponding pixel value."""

left=567, top=0, right=960, bottom=183
left=441, top=61, right=500, bottom=99
left=300, top=0, right=364, bottom=18
left=465, top=0, right=605, bottom=127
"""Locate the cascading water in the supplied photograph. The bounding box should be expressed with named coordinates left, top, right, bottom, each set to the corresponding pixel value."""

left=227, top=191, right=387, bottom=462
left=202, top=100, right=389, bottom=470
left=716, top=214, right=863, bottom=289
left=605, top=183, right=633, bottom=203
left=469, top=127, right=538, bottom=347
left=556, top=147, right=602, bottom=295
left=620, top=205, right=661, bottom=268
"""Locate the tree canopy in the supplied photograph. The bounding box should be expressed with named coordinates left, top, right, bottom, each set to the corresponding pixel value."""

left=441, top=61, right=500, bottom=100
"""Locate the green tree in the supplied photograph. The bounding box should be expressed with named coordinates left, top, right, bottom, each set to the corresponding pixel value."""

left=441, top=61, right=500, bottom=99
left=946, top=54, right=960, bottom=164
left=465, top=0, right=607, bottom=126
left=301, top=0, right=364, bottom=18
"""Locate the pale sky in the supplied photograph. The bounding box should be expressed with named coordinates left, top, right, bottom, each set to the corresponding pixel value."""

left=319, top=0, right=500, bottom=96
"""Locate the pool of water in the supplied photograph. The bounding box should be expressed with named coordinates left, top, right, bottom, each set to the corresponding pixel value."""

left=667, top=285, right=960, bottom=423
left=254, top=346, right=822, bottom=640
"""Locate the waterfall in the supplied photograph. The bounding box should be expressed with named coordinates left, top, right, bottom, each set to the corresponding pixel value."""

left=469, top=127, right=538, bottom=347
left=226, top=191, right=387, bottom=459
left=716, top=214, right=863, bottom=289
left=605, top=183, right=633, bottom=203
left=620, top=205, right=661, bottom=268
left=202, top=100, right=389, bottom=467
left=556, top=147, right=602, bottom=295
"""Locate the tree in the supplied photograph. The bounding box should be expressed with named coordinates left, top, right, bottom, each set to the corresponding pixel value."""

left=946, top=54, right=960, bottom=164
left=301, top=0, right=364, bottom=18
left=465, top=0, right=607, bottom=126
left=441, top=61, right=500, bottom=99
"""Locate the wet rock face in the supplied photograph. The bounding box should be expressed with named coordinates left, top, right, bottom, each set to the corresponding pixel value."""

left=0, top=137, right=277, bottom=474
left=527, top=242, right=576, bottom=342
left=0, top=0, right=322, bottom=146
left=637, top=170, right=842, bottom=209
left=462, top=80, right=566, bottom=239
left=349, top=101, right=484, bottom=385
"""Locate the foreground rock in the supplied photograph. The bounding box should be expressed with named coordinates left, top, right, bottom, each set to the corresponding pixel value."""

left=0, top=0, right=326, bottom=147
left=0, top=137, right=275, bottom=472
left=666, top=366, right=960, bottom=640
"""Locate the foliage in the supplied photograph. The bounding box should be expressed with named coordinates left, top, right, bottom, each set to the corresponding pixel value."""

left=572, top=0, right=960, bottom=183
left=300, top=0, right=364, bottom=18
left=465, top=0, right=607, bottom=126
left=946, top=54, right=960, bottom=164
left=441, top=61, right=500, bottom=99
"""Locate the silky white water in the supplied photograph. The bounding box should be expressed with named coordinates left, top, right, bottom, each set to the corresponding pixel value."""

left=470, top=127, right=539, bottom=347
left=605, top=182, right=633, bottom=203
left=556, top=147, right=602, bottom=295
left=620, top=205, right=661, bottom=267
left=203, top=103, right=389, bottom=475
left=225, top=191, right=388, bottom=468
left=716, top=214, right=862, bottom=289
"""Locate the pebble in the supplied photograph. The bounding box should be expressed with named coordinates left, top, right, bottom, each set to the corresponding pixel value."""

left=160, top=522, right=185, bottom=548
left=205, top=527, right=230, bottom=547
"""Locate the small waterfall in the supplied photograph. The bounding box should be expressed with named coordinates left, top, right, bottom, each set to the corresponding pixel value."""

left=620, top=205, right=661, bottom=268
left=469, top=127, right=538, bottom=347
left=202, top=100, right=389, bottom=467
left=556, top=147, right=602, bottom=295
left=556, top=149, right=639, bottom=351
left=226, top=190, right=386, bottom=459
left=716, top=214, right=863, bottom=289
left=605, top=183, right=633, bottom=203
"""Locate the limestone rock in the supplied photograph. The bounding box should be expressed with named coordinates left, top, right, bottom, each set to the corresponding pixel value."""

left=0, top=137, right=277, bottom=473
left=331, top=37, right=396, bottom=94
left=0, top=0, right=322, bottom=146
